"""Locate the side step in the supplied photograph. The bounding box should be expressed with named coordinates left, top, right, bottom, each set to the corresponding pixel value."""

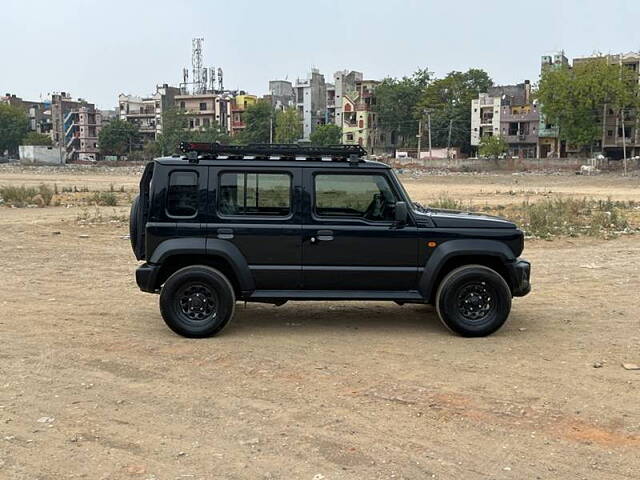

left=248, top=290, right=425, bottom=302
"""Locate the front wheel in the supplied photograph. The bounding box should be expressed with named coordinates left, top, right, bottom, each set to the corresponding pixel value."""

left=159, top=266, right=235, bottom=338
left=435, top=265, right=511, bottom=337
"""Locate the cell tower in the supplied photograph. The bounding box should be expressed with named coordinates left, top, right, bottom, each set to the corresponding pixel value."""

left=192, top=37, right=204, bottom=94
left=208, top=67, right=216, bottom=92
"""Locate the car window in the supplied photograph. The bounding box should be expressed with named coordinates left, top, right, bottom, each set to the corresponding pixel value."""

left=219, top=172, right=291, bottom=216
left=167, top=171, right=198, bottom=217
left=315, top=174, right=397, bottom=221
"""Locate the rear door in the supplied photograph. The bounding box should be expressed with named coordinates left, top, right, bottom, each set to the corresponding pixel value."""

left=146, top=164, right=207, bottom=260
left=205, top=166, right=303, bottom=290
left=302, top=169, right=418, bottom=291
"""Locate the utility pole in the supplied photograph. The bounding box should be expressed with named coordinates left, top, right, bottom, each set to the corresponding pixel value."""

left=621, top=109, right=628, bottom=176
left=446, top=119, right=453, bottom=159
left=416, top=119, right=422, bottom=163
left=427, top=111, right=433, bottom=161
left=269, top=116, right=273, bottom=144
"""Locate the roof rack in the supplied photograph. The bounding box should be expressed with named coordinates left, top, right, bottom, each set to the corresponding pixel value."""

left=179, top=142, right=367, bottom=163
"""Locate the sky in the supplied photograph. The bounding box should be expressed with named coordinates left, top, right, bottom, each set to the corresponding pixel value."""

left=2, top=0, right=640, bottom=109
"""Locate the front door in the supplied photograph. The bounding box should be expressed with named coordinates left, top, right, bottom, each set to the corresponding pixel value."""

left=302, top=170, right=418, bottom=291
left=205, top=166, right=302, bottom=290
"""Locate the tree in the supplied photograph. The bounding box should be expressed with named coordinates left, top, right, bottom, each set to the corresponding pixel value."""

left=275, top=108, right=301, bottom=143
left=0, top=104, right=29, bottom=155
left=375, top=69, right=431, bottom=147
left=237, top=101, right=273, bottom=144
left=309, top=124, right=342, bottom=145
left=98, top=119, right=141, bottom=157
left=538, top=57, right=640, bottom=152
left=157, top=108, right=189, bottom=155
left=418, top=69, right=493, bottom=155
left=22, top=131, right=52, bottom=146
left=478, top=135, right=508, bottom=159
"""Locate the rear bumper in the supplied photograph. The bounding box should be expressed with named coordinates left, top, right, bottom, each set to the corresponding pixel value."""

left=136, top=262, right=161, bottom=293
left=508, top=258, right=531, bottom=297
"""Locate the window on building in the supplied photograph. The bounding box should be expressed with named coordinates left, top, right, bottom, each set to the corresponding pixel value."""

left=618, top=127, right=633, bottom=138
left=203, top=118, right=211, bottom=127
left=167, top=171, right=198, bottom=217
left=195, top=118, right=200, bottom=127
left=218, top=172, right=291, bottom=216
left=508, top=123, right=518, bottom=135
left=199, top=102, right=207, bottom=111
left=608, top=130, right=614, bottom=137
left=180, top=101, right=185, bottom=109
left=346, top=133, right=354, bottom=141
left=189, top=119, right=194, bottom=128
left=314, top=174, right=398, bottom=222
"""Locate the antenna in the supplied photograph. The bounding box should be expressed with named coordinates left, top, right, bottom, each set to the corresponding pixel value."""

left=192, top=37, right=204, bottom=94
left=208, top=67, right=215, bottom=92
left=217, top=68, right=224, bottom=91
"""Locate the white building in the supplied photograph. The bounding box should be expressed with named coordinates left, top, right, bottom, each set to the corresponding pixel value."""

left=470, top=93, right=501, bottom=147
left=295, top=69, right=327, bottom=140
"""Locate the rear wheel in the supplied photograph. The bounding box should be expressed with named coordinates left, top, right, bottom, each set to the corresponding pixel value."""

left=435, top=265, right=511, bottom=337
left=159, top=266, right=235, bottom=338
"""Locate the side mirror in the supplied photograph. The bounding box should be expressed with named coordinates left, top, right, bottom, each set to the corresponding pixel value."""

left=394, top=201, right=408, bottom=226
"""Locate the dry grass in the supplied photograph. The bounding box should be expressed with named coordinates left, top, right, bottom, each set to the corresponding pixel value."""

left=0, top=184, right=54, bottom=207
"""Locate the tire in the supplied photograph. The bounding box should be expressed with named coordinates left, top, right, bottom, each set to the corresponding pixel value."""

left=129, top=195, right=139, bottom=250
left=159, top=266, right=236, bottom=338
left=435, top=265, right=511, bottom=337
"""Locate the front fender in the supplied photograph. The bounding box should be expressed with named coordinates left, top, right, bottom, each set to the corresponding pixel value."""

left=419, top=239, right=516, bottom=302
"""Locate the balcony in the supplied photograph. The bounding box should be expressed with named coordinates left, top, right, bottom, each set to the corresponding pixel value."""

left=504, top=133, right=538, bottom=144
left=501, top=109, right=539, bottom=122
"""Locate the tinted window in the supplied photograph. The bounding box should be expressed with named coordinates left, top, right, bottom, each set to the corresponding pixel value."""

left=167, top=171, right=198, bottom=217
left=315, top=174, right=397, bottom=221
left=219, top=172, right=290, bottom=216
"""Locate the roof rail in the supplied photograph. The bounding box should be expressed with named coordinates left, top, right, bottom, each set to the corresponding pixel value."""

left=179, top=142, right=367, bottom=162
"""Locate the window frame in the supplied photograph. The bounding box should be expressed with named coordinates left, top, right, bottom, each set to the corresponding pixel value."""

left=165, top=170, right=200, bottom=219
left=216, top=170, right=294, bottom=220
left=312, top=171, right=401, bottom=224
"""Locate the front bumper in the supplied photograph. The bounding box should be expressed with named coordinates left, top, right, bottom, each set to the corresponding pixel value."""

left=509, top=258, right=531, bottom=297
left=136, top=262, right=161, bottom=293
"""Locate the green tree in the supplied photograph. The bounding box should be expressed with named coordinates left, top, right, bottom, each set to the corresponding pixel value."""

left=418, top=69, right=493, bottom=155
left=538, top=57, right=640, bottom=152
left=237, top=101, right=273, bottom=144
left=98, top=119, right=141, bottom=157
left=157, top=108, right=189, bottom=155
left=478, top=135, right=508, bottom=159
left=0, top=104, right=29, bottom=155
left=274, top=108, right=301, bottom=143
left=22, top=131, right=52, bottom=146
left=309, top=124, right=342, bottom=145
left=375, top=69, right=431, bottom=147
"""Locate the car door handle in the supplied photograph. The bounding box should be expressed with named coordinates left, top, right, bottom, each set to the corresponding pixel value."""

left=317, top=230, right=334, bottom=241
left=217, top=228, right=234, bottom=240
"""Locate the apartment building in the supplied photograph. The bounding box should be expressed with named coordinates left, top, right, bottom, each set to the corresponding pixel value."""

left=572, top=52, right=640, bottom=158
left=1, top=93, right=52, bottom=134
left=51, top=92, right=102, bottom=162
left=331, top=70, right=362, bottom=129
left=471, top=81, right=540, bottom=158
left=340, top=79, right=383, bottom=150
left=539, top=51, right=569, bottom=157
left=295, top=69, right=327, bottom=140
left=119, top=84, right=180, bottom=141
left=268, top=80, right=295, bottom=111
left=230, top=94, right=258, bottom=136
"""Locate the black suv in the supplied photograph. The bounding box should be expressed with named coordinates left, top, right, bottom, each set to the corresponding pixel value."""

left=130, top=143, right=530, bottom=338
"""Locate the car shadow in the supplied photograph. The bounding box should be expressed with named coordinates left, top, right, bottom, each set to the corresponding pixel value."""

left=222, top=302, right=449, bottom=337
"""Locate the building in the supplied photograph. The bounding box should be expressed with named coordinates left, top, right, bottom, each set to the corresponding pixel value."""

left=174, top=92, right=235, bottom=135
left=572, top=52, right=640, bottom=158
left=230, top=94, right=258, bottom=136
left=50, top=92, right=102, bottom=162
left=340, top=79, right=383, bottom=151
left=119, top=84, right=180, bottom=141
left=268, top=80, right=294, bottom=111
left=539, top=51, right=569, bottom=157
left=1, top=93, right=51, bottom=134
left=471, top=81, right=540, bottom=158
left=295, top=69, right=327, bottom=140
left=331, top=70, right=363, bottom=128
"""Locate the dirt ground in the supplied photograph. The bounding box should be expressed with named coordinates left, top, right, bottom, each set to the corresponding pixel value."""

left=1, top=166, right=639, bottom=479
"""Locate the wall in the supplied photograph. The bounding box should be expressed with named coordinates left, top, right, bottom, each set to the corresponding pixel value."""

left=19, top=146, right=64, bottom=165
